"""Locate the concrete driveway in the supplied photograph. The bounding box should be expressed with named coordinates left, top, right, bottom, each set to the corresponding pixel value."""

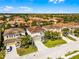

left=4, top=44, right=20, bottom=59
left=33, top=36, right=47, bottom=51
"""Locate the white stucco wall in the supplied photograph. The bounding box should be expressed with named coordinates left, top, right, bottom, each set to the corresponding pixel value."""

left=27, top=29, right=44, bottom=38
left=43, top=28, right=61, bottom=32
left=4, top=31, right=26, bottom=40
left=4, top=33, right=20, bottom=40
left=20, top=31, right=25, bottom=35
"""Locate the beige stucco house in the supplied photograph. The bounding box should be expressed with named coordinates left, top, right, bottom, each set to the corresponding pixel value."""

left=3, top=28, right=25, bottom=52
left=26, top=26, right=44, bottom=41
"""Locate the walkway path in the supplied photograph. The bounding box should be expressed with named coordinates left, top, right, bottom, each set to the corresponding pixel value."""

left=68, top=34, right=79, bottom=41
left=64, top=52, right=79, bottom=59
left=61, top=35, right=74, bottom=43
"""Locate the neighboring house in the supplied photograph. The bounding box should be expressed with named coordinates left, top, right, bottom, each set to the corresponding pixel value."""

left=28, top=17, right=43, bottom=21
left=43, top=22, right=79, bottom=32
left=3, top=28, right=25, bottom=50
left=43, top=24, right=63, bottom=32
left=7, top=16, right=26, bottom=27
left=27, top=26, right=44, bottom=41
left=0, top=20, right=4, bottom=24
left=4, top=15, right=11, bottom=21
left=63, top=22, right=79, bottom=28
left=13, top=16, right=26, bottom=24
left=48, top=17, right=64, bottom=24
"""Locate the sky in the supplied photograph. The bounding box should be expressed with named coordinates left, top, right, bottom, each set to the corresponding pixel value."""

left=0, top=0, right=79, bottom=13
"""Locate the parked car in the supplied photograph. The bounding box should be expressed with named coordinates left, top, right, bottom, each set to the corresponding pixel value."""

left=7, top=46, right=12, bottom=52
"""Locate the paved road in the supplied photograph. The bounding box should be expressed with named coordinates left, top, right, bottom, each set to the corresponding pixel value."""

left=4, top=44, right=21, bottom=59
left=23, top=41, right=79, bottom=59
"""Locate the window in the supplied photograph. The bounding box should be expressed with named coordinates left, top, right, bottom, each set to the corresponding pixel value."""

left=7, top=36, right=8, bottom=38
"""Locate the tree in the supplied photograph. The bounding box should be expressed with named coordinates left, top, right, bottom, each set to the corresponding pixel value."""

left=74, top=28, right=79, bottom=37
left=44, top=31, right=51, bottom=39
left=21, top=35, right=32, bottom=48
left=0, top=30, right=5, bottom=51
left=44, top=31, right=61, bottom=40
left=62, top=28, right=70, bottom=36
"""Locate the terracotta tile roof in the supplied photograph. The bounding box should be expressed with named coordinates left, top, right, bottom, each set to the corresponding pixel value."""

left=64, top=22, right=79, bottom=28
left=28, top=26, right=44, bottom=33
left=49, top=17, right=64, bottom=22
left=29, top=17, right=64, bottom=22
left=7, top=21, right=15, bottom=24
left=0, top=20, right=4, bottom=24
left=43, top=22, right=79, bottom=29
left=3, top=28, right=24, bottom=36
left=29, top=17, right=45, bottom=21
left=10, top=16, right=26, bottom=24
left=8, top=16, right=26, bottom=24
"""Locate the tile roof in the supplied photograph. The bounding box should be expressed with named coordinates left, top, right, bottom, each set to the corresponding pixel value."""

left=49, top=17, right=64, bottom=22
left=0, top=20, right=4, bottom=24
left=3, top=28, right=24, bottom=36
left=43, top=22, right=79, bottom=29
left=8, top=16, right=26, bottom=25
left=28, top=26, right=44, bottom=33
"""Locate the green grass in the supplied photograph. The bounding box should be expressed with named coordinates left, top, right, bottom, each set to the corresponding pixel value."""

left=69, top=54, right=79, bottom=59
left=65, top=50, right=79, bottom=56
left=17, top=45, right=37, bottom=56
left=57, top=57, right=64, bottom=59
left=66, top=36, right=76, bottom=41
left=47, top=57, right=52, bottom=59
left=0, top=50, right=5, bottom=59
left=43, top=39, right=66, bottom=48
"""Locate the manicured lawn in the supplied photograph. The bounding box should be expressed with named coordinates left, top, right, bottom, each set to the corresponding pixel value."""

left=43, top=39, right=66, bottom=48
left=65, top=50, right=79, bottom=56
left=69, top=54, right=79, bottom=59
left=0, top=50, right=5, bottom=59
left=17, top=45, right=37, bottom=56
